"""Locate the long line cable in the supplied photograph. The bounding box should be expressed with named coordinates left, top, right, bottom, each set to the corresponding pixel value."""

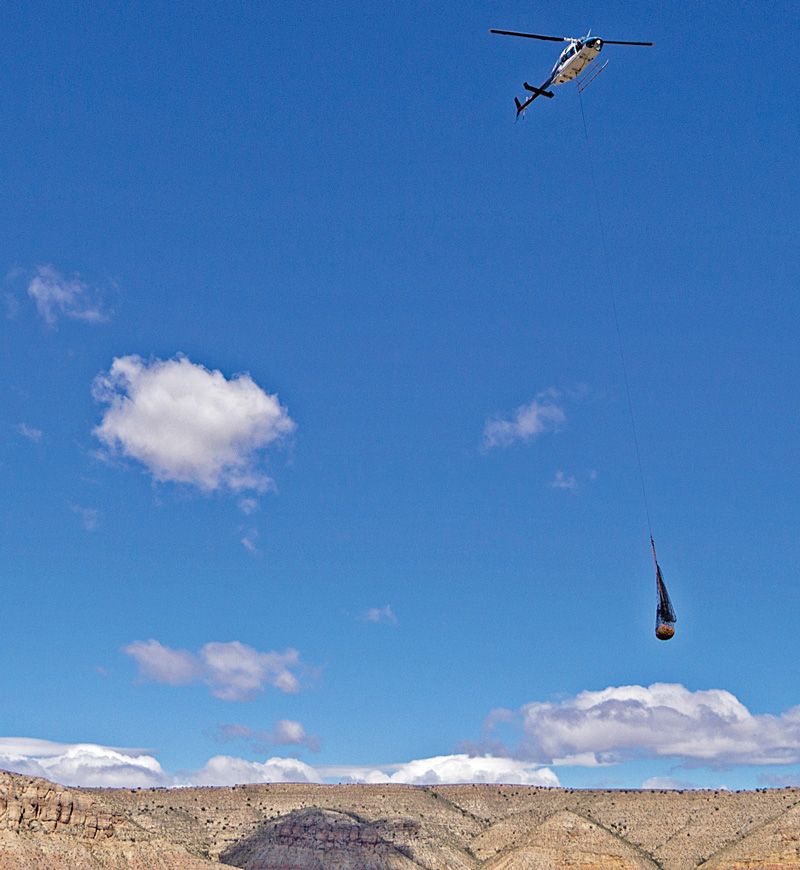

left=577, top=88, right=653, bottom=539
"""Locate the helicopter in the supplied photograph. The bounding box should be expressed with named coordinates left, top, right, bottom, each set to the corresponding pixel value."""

left=489, top=29, right=654, bottom=116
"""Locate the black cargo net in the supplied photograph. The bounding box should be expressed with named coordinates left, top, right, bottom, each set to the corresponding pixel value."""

left=656, top=563, right=676, bottom=625
left=652, top=538, right=676, bottom=640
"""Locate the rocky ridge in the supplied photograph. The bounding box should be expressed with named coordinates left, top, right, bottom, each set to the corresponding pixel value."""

left=1, top=770, right=800, bottom=868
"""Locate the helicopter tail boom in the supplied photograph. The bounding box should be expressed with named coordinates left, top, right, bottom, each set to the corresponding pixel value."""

left=514, top=78, right=555, bottom=116
left=523, top=81, right=554, bottom=98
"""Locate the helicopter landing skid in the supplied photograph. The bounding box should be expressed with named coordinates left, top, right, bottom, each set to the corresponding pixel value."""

left=576, top=60, right=609, bottom=93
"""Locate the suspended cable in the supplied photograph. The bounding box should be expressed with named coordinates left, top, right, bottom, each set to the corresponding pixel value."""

left=577, top=90, right=677, bottom=640
left=577, top=89, right=652, bottom=539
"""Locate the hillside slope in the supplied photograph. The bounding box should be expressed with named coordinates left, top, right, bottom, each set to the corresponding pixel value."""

left=1, top=770, right=799, bottom=868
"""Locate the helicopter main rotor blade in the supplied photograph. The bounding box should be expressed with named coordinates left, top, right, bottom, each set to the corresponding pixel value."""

left=601, top=39, right=654, bottom=46
left=489, top=29, right=569, bottom=42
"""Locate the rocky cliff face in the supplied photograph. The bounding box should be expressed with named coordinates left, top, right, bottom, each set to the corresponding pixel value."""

left=0, top=771, right=122, bottom=838
left=1, top=770, right=799, bottom=869
left=220, top=808, right=420, bottom=869
left=0, top=771, right=216, bottom=868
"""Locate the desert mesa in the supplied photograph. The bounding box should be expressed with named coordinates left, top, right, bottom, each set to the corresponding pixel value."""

left=1, top=769, right=800, bottom=868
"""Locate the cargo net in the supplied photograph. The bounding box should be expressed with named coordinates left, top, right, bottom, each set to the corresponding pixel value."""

left=655, top=562, right=676, bottom=640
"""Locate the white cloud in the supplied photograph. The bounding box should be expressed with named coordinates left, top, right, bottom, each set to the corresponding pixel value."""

left=0, top=738, right=167, bottom=788
left=123, top=640, right=200, bottom=686
left=27, top=265, right=107, bottom=325
left=365, top=604, right=397, bottom=624
left=92, top=355, right=294, bottom=493
left=483, top=392, right=566, bottom=449
left=390, top=754, right=559, bottom=786
left=270, top=719, right=310, bottom=745
left=124, top=639, right=304, bottom=701
left=187, top=755, right=323, bottom=786
left=238, top=497, right=259, bottom=515
left=0, top=739, right=558, bottom=790
left=203, top=642, right=301, bottom=700
left=641, top=776, right=697, bottom=790
left=0, top=738, right=317, bottom=788
left=551, top=470, right=578, bottom=491
left=514, top=683, right=800, bottom=767
left=71, top=504, right=100, bottom=531
left=216, top=719, right=321, bottom=752
left=319, top=755, right=559, bottom=786
left=240, top=528, right=259, bottom=553
left=16, top=422, right=43, bottom=442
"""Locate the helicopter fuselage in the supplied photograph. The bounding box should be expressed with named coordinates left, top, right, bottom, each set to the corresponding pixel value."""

left=551, top=38, right=603, bottom=85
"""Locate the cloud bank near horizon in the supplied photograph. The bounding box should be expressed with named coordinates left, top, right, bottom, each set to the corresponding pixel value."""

left=487, top=683, right=800, bottom=768
left=0, top=738, right=166, bottom=789
left=0, top=740, right=558, bottom=789
left=7, top=683, right=800, bottom=791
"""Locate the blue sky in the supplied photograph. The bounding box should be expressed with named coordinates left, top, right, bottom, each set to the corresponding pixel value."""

left=1, top=0, right=799, bottom=790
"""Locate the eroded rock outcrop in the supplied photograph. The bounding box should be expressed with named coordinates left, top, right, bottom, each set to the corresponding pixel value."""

left=220, top=807, right=420, bottom=869
left=0, top=772, right=217, bottom=868
left=0, top=771, right=122, bottom=838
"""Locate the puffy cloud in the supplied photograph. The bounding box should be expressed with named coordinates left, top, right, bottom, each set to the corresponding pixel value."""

left=0, top=739, right=558, bottom=789
left=483, top=392, right=566, bottom=449
left=390, top=755, right=559, bottom=786
left=271, top=719, right=311, bottom=746
left=515, top=683, right=800, bottom=767
left=203, top=642, right=300, bottom=700
left=0, top=738, right=167, bottom=788
left=92, top=355, right=294, bottom=493
left=0, top=739, right=318, bottom=788
left=123, top=639, right=304, bottom=701
left=216, top=720, right=321, bottom=753
left=123, top=640, right=200, bottom=686
left=186, top=755, right=323, bottom=786
left=365, top=605, right=397, bottom=624
left=319, top=755, right=559, bottom=786
left=27, top=265, right=107, bottom=325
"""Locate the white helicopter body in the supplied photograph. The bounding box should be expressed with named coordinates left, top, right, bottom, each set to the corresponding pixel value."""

left=489, top=29, right=653, bottom=115
left=551, top=39, right=603, bottom=84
